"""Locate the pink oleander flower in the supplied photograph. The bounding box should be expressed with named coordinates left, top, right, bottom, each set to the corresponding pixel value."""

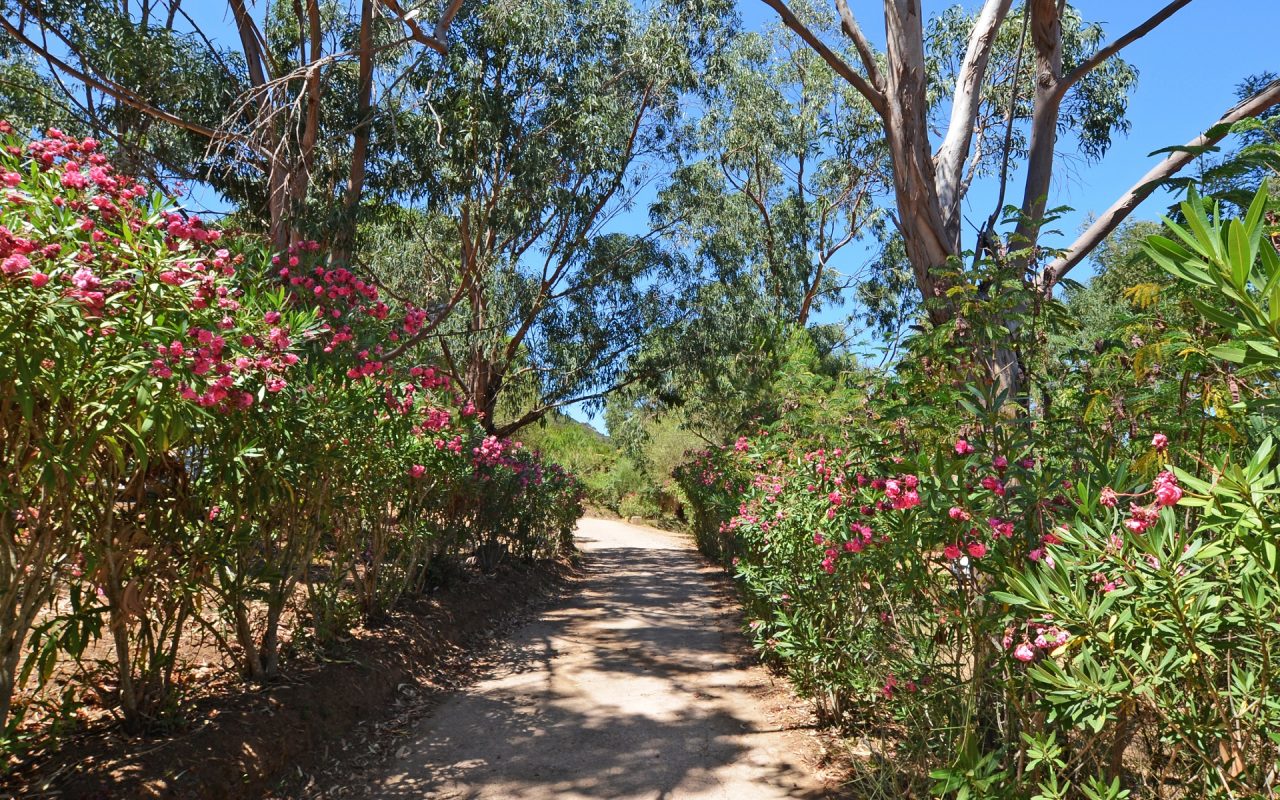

left=993, top=455, right=1008, bottom=471
left=892, top=490, right=920, bottom=510
left=967, top=541, right=987, bottom=559
left=948, top=506, right=970, bottom=521
left=1125, top=503, right=1159, bottom=534
left=734, top=436, right=749, bottom=453
left=1013, top=643, right=1035, bottom=662
left=955, top=438, right=974, bottom=456
left=988, top=518, right=1014, bottom=538
left=943, top=543, right=961, bottom=560
left=408, top=464, right=426, bottom=478
left=71, top=266, right=100, bottom=290
left=1152, top=433, right=1169, bottom=451
left=2, top=253, right=30, bottom=275
left=1153, top=471, right=1182, bottom=507
left=264, top=310, right=282, bottom=324
left=1100, top=486, right=1118, bottom=508
left=30, top=272, right=48, bottom=288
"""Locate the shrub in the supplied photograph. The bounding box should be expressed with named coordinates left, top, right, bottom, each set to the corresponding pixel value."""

left=677, top=186, right=1280, bottom=797
left=0, top=124, right=583, bottom=745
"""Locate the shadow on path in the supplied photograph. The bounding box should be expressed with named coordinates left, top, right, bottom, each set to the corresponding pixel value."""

left=366, top=519, right=830, bottom=800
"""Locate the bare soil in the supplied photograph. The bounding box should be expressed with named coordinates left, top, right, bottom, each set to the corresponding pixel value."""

left=309, top=518, right=843, bottom=800
left=2, top=556, right=573, bottom=800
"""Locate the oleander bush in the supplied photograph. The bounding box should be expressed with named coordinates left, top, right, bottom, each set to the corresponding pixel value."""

left=678, top=186, right=1280, bottom=797
left=0, top=124, right=583, bottom=746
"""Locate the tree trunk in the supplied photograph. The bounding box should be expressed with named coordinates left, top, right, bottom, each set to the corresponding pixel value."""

left=883, top=0, right=956, bottom=323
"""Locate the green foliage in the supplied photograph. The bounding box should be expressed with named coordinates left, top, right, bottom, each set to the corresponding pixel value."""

left=0, top=127, right=583, bottom=751
left=675, top=179, right=1280, bottom=796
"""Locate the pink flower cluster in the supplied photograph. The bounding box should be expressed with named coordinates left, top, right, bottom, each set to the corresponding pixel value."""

left=1004, top=619, right=1070, bottom=663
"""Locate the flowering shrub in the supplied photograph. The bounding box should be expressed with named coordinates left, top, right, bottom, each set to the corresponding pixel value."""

left=0, top=125, right=583, bottom=742
left=677, top=188, right=1280, bottom=797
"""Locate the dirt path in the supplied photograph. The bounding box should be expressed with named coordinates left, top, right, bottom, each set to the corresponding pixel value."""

left=361, top=517, right=835, bottom=800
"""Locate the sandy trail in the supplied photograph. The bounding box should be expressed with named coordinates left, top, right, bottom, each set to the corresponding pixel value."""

left=363, top=517, right=833, bottom=800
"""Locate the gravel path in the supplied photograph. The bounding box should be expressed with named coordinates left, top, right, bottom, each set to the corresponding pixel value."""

left=363, top=517, right=834, bottom=800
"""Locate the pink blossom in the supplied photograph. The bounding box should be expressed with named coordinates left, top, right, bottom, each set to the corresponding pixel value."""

left=734, top=436, right=749, bottom=453
left=1125, top=503, right=1159, bottom=534
left=1013, top=643, right=1035, bottom=662
left=1153, top=471, right=1182, bottom=507
left=408, top=464, right=426, bottom=479
left=943, top=544, right=961, bottom=560
left=892, top=489, right=920, bottom=510
left=948, top=506, right=970, bottom=521
left=1152, top=433, right=1169, bottom=451
left=30, top=272, right=49, bottom=288
left=70, top=267, right=100, bottom=290
left=993, top=455, right=1008, bottom=471
left=2, top=253, right=30, bottom=275
left=1100, top=486, right=1118, bottom=508
left=954, top=438, right=974, bottom=456
left=967, top=541, right=987, bottom=559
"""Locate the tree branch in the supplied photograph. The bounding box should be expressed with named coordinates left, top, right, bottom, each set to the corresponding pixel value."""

left=934, top=0, right=1013, bottom=215
left=0, top=14, right=234, bottom=144
left=759, top=0, right=886, bottom=117
left=1055, top=0, right=1194, bottom=101
left=834, top=0, right=881, bottom=89
left=377, top=0, right=462, bottom=55
left=1040, top=77, right=1280, bottom=287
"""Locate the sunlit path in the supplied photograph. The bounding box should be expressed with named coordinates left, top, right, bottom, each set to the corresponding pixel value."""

left=364, top=518, right=831, bottom=800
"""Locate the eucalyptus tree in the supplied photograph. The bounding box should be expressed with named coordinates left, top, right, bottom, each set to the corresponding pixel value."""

left=630, top=6, right=886, bottom=437
left=762, top=0, right=1280, bottom=390
left=655, top=8, right=889, bottom=330
left=0, top=0, right=463, bottom=251
left=363, top=0, right=731, bottom=435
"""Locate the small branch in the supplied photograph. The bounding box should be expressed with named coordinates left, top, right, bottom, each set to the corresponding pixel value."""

left=1055, top=0, right=1194, bottom=100
left=377, top=0, right=461, bottom=55
left=759, top=0, right=886, bottom=117
left=1040, top=77, right=1280, bottom=287
left=834, top=0, right=881, bottom=88
left=0, top=14, right=234, bottom=144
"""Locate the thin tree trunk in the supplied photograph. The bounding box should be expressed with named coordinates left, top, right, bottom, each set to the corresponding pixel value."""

left=333, top=0, right=376, bottom=265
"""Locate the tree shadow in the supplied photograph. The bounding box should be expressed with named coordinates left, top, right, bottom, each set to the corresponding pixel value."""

left=366, top=527, right=831, bottom=799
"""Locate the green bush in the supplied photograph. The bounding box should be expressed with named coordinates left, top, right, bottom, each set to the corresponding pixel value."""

left=0, top=125, right=583, bottom=745
left=676, top=186, right=1280, bottom=797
